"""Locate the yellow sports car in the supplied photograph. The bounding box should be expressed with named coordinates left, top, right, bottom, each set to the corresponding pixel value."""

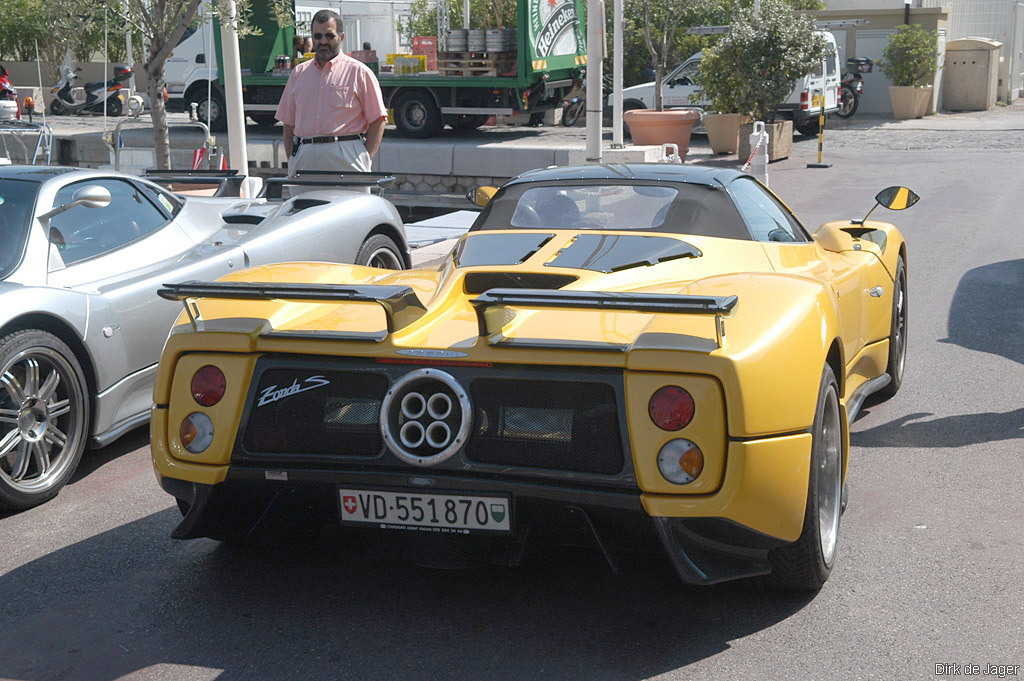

left=151, top=164, right=917, bottom=590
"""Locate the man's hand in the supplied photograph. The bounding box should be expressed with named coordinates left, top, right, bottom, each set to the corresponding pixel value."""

left=283, top=123, right=294, bottom=157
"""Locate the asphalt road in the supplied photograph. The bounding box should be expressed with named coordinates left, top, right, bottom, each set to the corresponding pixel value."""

left=1, top=122, right=1023, bottom=681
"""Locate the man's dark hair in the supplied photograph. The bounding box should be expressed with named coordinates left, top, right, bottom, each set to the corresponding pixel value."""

left=311, top=9, right=343, bottom=32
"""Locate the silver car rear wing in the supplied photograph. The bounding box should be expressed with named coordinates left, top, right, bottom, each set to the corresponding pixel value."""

left=258, top=171, right=397, bottom=199
left=469, top=289, right=738, bottom=348
left=145, top=169, right=244, bottom=197
left=157, top=281, right=425, bottom=334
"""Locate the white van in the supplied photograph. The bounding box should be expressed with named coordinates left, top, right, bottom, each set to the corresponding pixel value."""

left=616, top=31, right=840, bottom=135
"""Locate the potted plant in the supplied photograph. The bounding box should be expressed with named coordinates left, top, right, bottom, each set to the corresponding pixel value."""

left=694, top=55, right=750, bottom=155
left=623, top=0, right=701, bottom=159
left=878, top=24, right=939, bottom=119
left=697, top=0, right=829, bottom=161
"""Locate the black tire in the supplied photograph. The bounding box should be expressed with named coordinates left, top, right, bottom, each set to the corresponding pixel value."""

left=187, top=88, right=227, bottom=131
left=767, top=363, right=842, bottom=591
left=836, top=84, right=859, bottom=119
left=0, top=330, right=90, bottom=511
left=444, top=113, right=488, bottom=131
left=248, top=112, right=278, bottom=127
left=105, top=96, right=123, bottom=116
left=355, top=234, right=405, bottom=269
left=622, top=101, right=645, bottom=138
left=795, top=118, right=821, bottom=136
left=562, top=99, right=584, bottom=127
left=393, top=91, right=442, bottom=138
left=49, top=99, right=67, bottom=116
left=874, top=255, right=907, bottom=400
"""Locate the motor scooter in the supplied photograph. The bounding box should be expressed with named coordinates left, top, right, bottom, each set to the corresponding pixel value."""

left=0, top=64, right=20, bottom=119
left=49, top=52, right=132, bottom=116
left=836, top=57, right=873, bottom=119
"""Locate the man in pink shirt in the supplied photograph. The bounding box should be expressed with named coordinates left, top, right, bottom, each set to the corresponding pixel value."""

left=275, top=9, right=387, bottom=175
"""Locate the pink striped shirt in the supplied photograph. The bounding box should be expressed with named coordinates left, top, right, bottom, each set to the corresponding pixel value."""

left=275, top=53, right=387, bottom=137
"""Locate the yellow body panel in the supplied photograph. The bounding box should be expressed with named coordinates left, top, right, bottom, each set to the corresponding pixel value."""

left=642, top=433, right=812, bottom=542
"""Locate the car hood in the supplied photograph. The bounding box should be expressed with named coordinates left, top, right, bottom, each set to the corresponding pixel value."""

left=171, top=229, right=832, bottom=366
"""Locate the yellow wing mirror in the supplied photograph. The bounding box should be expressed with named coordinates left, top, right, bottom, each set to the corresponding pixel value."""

left=466, top=186, right=498, bottom=207
left=854, top=186, right=920, bottom=224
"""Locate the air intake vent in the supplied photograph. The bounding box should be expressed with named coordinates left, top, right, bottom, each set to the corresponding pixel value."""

left=464, top=272, right=577, bottom=294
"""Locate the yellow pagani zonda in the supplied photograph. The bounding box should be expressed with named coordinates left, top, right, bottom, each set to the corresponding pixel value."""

left=151, top=164, right=916, bottom=590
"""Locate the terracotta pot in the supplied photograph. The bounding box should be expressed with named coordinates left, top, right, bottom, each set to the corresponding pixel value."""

left=704, top=113, right=753, bottom=155
left=623, top=109, right=700, bottom=160
left=889, top=85, right=932, bottom=119
left=737, top=120, right=793, bottom=163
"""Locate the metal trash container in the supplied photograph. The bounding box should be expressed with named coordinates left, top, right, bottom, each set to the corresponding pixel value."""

left=943, top=38, right=1002, bottom=111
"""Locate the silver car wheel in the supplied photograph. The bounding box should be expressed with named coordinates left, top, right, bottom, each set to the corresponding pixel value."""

left=0, top=345, right=87, bottom=496
left=816, top=386, right=842, bottom=565
left=366, top=246, right=404, bottom=269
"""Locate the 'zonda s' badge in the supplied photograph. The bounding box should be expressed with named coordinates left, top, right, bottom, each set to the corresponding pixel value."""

left=257, top=375, right=330, bottom=407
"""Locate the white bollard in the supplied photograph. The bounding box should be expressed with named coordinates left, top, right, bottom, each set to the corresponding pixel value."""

left=747, top=121, right=769, bottom=186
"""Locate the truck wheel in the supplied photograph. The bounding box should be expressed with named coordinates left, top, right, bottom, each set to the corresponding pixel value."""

left=188, top=89, right=227, bottom=131
left=796, top=118, right=820, bottom=136
left=444, top=113, right=488, bottom=131
left=767, top=363, right=842, bottom=591
left=249, top=113, right=278, bottom=127
left=0, top=330, right=90, bottom=511
left=393, top=91, right=442, bottom=138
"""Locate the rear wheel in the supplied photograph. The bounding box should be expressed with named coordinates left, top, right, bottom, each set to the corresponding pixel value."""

left=836, top=84, right=859, bottom=119
left=393, top=91, right=442, bottom=138
left=562, top=99, right=585, bottom=127
left=188, top=88, right=227, bottom=131
left=0, top=330, right=90, bottom=511
left=249, top=112, right=278, bottom=127
left=767, top=363, right=842, bottom=591
left=355, top=234, right=404, bottom=269
left=444, top=113, right=489, bottom=131
left=622, top=101, right=645, bottom=138
left=875, top=255, right=907, bottom=400
left=105, top=96, right=123, bottom=116
left=795, top=117, right=821, bottom=136
left=49, top=99, right=67, bottom=116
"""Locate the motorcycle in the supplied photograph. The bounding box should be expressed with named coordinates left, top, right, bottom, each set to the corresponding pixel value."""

left=562, top=73, right=613, bottom=127
left=836, top=56, right=873, bottom=119
left=49, top=51, right=132, bottom=116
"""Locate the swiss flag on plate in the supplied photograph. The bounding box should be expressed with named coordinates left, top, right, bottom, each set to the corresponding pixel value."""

left=342, top=496, right=357, bottom=515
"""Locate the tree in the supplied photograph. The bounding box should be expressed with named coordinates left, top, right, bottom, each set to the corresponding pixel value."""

left=878, top=24, right=939, bottom=87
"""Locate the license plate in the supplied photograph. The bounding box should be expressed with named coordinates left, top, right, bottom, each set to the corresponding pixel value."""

left=338, top=489, right=511, bottom=534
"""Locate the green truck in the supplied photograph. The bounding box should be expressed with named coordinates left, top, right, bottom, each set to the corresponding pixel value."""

left=164, top=0, right=588, bottom=138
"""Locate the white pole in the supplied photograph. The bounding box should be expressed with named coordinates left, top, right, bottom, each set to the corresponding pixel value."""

left=220, top=0, right=249, bottom=193
left=464, top=0, right=470, bottom=29
left=124, top=0, right=136, bottom=92
left=612, top=0, right=622, bottom=147
left=585, top=0, right=603, bottom=162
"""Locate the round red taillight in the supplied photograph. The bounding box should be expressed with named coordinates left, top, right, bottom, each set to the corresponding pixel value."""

left=648, top=386, right=695, bottom=431
left=191, top=365, right=226, bottom=406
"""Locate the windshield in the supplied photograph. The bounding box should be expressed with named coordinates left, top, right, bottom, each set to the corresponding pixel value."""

left=474, top=181, right=752, bottom=240
left=0, top=178, right=39, bottom=278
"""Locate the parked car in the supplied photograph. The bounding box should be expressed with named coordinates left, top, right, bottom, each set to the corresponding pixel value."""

left=0, top=166, right=409, bottom=510
left=616, top=31, right=841, bottom=136
left=151, top=163, right=918, bottom=590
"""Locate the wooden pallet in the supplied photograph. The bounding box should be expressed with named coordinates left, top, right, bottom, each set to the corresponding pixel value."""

left=437, top=51, right=516, bottom=77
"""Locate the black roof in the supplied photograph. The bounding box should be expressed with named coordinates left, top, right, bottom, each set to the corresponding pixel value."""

left=0, top=166, right=78, bottom=182
left=506, top=163, right=749, bottom=188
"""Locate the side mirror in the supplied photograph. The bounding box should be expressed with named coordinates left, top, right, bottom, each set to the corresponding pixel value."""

left=466, top=186, right=498, bottom=207
left=853, top=186, right=919, bottom=224
left=38, top=184, right=111, bottom=221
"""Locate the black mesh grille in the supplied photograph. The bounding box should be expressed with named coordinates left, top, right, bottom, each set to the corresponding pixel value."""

left=467, top=379, right=623, bottom=474
left=242, top=369, right=387, bottom=457
left=463, top=272, right=577, bottom=294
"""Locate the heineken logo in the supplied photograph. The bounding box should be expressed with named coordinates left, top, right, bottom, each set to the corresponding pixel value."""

left=532, top=0, right=580, bottom=58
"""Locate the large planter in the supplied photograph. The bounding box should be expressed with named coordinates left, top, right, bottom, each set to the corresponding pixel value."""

left=623, top=109, right=700, bottom=160
left=889, top=85, right=932, bottom=119
left=704, top=113, right=753, bottom=155
left=737, top=120, right=793, bottom=163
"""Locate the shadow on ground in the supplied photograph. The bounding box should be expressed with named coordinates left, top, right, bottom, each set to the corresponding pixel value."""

left=942, top=258, right=1024, bottom=366
left=0, top=510, right=816, bottom=680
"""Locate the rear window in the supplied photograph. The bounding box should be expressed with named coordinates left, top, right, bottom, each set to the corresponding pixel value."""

left=474, top=182, right=752, bottom=240
left=0, top=178, right=39, bottom=278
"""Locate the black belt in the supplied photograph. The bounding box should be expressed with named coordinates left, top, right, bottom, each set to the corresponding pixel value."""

left=298, top=134, right=364, bottom=143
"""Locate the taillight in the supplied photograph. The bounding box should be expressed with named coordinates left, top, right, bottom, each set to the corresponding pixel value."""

left=191, top=365, right=226, bottom=406
left=800, top=91, right=809, bottom=110
left=649, top=386, right=695, bottom=431
left=180, top=412, right=214, bottom=453
left=657, top=439, right=704, bottom=484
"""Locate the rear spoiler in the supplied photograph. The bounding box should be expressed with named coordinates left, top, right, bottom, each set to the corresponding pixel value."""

left=145, top=169, right=243, bottom=197
left=470, top=288, right=738, bottom=348
left=258, top=170, right=396, bottom=199
left=157, top=281, right=425, bottom=334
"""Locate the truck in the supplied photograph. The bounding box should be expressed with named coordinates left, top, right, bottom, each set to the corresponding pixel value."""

left=164, top=0, right=587, bottom=137
left=617, top=31, right=841, bottom=136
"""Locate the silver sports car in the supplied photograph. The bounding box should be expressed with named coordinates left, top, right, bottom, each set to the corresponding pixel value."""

left=0, top=165, right=410, bottom=510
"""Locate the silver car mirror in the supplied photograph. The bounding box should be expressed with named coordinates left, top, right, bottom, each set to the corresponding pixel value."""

left=38, top=184, right=112, bottom=221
